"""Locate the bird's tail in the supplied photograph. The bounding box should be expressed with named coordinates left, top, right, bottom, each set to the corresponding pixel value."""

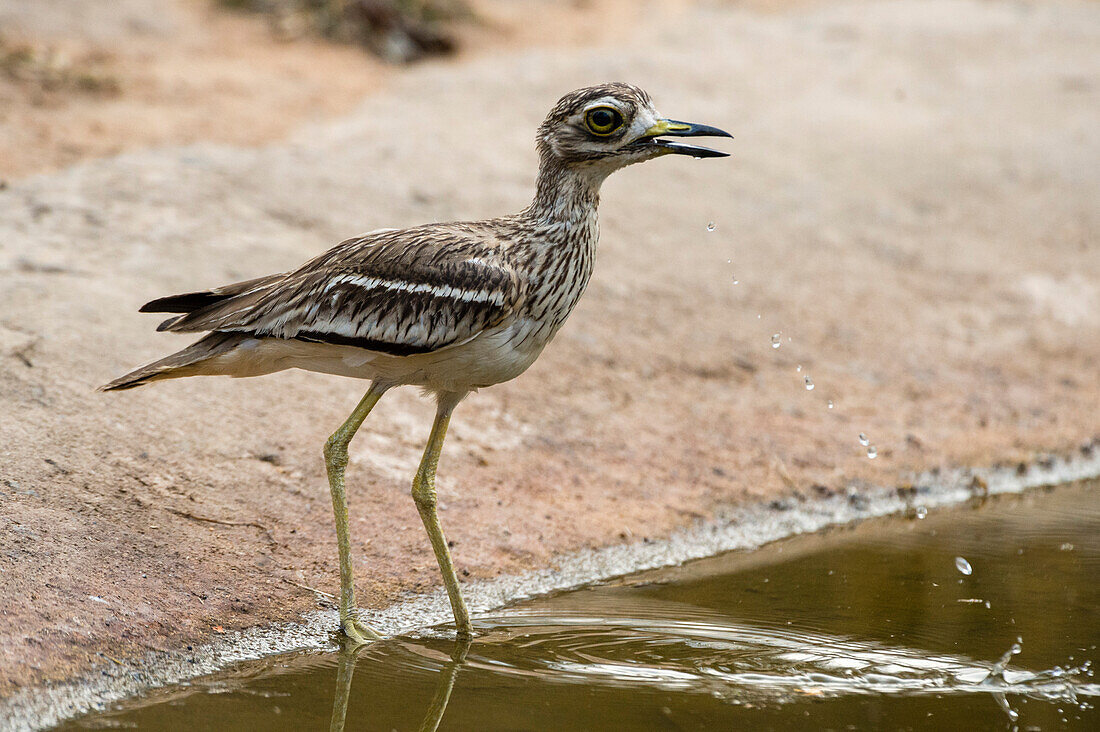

left=99, top=332, right=249, bottom=391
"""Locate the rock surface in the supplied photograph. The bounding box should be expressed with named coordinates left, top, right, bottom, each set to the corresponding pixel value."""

left=1, top=0, right=1098, bottom=694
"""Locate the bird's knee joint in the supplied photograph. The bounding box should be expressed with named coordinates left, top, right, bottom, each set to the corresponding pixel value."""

left=324, top=435, right=348, bottom=466
left=411, top=476, right=436, bottom=509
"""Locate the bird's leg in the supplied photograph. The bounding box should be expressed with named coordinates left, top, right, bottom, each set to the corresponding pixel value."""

left=324, top=383, right=388, bottom=644
left=411, top=394, right=472, bottom=638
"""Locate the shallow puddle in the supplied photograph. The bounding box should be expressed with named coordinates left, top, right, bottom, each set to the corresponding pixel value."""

left=63, top=482, right=1097, bottom=730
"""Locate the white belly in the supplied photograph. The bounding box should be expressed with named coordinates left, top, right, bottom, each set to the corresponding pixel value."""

left=414, top=318, right=549, bottom=391
left=209, top=317, right=552, bottom=394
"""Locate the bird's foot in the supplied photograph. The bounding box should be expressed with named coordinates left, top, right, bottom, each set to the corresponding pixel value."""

left=341, top=614, right=383, bottom=645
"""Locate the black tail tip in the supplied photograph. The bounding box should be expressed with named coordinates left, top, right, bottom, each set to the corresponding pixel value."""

left=98, top=377, right=148, bottom=392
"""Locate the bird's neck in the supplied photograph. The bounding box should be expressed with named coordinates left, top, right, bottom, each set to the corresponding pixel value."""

left=523, top=158, right=605, bottom=227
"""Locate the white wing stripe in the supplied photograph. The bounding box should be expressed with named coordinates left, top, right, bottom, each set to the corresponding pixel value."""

left=324, top=273, right=505, bottom=306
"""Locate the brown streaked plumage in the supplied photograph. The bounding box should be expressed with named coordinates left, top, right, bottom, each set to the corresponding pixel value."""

left=102, top=83, right=731, bottom=643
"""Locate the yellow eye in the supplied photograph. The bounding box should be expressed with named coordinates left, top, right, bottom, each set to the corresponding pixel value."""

left=585, top=107, right=624, bottom=136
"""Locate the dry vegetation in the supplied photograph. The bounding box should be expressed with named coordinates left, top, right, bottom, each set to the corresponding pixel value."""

left=219, top=0, right=472, bottom=62
left=0, top=37, right=120, bottom=96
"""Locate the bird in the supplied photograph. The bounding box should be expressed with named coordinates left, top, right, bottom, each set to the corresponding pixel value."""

left=101, top=83, right=731, bottom=644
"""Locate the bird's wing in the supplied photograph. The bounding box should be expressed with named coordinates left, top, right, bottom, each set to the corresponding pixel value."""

left=141, top=274, right=284, bottom=314
left=156, top=225, right=526, bottom=356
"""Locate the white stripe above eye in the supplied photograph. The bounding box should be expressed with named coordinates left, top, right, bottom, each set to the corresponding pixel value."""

left=325, top=273, right=505, bottom=306
left=583, top=96, right=627, bottom=113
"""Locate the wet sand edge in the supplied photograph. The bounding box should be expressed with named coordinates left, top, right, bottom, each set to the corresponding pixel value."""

left=5, top=445, right=1098, bottom=731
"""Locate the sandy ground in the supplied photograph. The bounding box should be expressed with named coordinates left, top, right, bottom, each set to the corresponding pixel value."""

left=0, top=0, right=1098, bottom=697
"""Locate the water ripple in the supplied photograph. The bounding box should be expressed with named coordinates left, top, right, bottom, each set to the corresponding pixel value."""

left=374, top=610, right=1096, bottom=711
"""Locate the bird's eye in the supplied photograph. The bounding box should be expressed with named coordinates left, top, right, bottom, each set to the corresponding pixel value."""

left=585, top=107, right=623, bottom=136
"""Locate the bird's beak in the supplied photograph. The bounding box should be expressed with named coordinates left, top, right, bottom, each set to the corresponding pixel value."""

left=633, top=119, right=733, bottom=158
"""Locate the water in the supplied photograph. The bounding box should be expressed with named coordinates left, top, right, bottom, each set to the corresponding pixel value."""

left=60, top=482, right=1098, bottom=730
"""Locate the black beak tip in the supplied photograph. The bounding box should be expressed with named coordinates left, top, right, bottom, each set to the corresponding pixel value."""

left=655, top=138, right=731, bottom=159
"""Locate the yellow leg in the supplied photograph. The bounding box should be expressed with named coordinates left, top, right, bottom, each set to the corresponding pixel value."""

left=412, top=394, right=472, bottom=638
left=324, top=383, right=388, bottom=644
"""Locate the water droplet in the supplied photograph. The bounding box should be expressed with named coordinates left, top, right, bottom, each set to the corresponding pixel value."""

left=915, top=505, right=928, bottom=519
left=796, top=364, right=802, bottom=372
left=731, top=276, right=739, bottom=285
left=1059, top=542, right=1074, bottom=551
left=827, top=400, right=834, bottom=409
left=726, top=258, right=731, bottom=264
left=771, top=333, right=782, bottom=348
left=706, top=221, right=717, bottom=232
left=858, top=433, right=869, bottom=446
left=867, top=445, right=877, bottom=459
left=984, top=600, right=991, bottom=609
left=955, top=556, right=973, bottom=576
left=989, top=638, right=1023, bottom=686
left=803, top=376, right=814, bottom=390
left=757, top=314, right=762, bottom=320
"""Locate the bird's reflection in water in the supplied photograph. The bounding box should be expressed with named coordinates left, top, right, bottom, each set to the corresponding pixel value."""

left=329, top=635, right=471, bottom=732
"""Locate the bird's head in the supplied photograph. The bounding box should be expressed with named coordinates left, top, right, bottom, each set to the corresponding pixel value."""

left=535, top=83, right=731, bottom=175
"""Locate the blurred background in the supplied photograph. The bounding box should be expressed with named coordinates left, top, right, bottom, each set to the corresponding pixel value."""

left=0, top=0, right=656, bottom=178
